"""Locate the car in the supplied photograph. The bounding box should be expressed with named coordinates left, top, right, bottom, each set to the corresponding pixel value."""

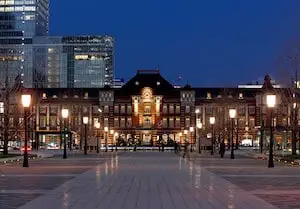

left=21, top=146, right=32, bottom=151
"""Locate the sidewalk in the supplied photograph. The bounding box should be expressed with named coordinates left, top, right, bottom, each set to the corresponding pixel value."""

left=0, top=151, right=54, bottom=164
left=18, top=152, right=277, bottom=209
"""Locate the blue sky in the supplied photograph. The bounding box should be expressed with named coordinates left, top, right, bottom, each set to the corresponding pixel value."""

left=50, top=0, right=300, bottom=86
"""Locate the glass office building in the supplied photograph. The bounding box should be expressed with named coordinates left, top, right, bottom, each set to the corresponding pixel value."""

left=0, top=0, right=49, bottom=88
left=33, top=35, right=114, bottom=88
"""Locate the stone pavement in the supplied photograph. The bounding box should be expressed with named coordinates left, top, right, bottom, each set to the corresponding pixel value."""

left=0, top=153, right=112, bottom=209
left=16, top=152, right=277, bottom=209
left=190, top=151, right=300, bottom=209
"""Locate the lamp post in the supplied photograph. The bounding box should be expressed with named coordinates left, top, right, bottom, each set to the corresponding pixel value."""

left=21, top=94, right=31, bottom=167
left=189, top=127, right=194, bottom=152
left=110, top=130, right=114, bottom=151
left=229, top=108, right=237, bottom=159
left=266, top=94, right=276, bottom=168
left=104, top=127, right=108, bottom=152
left=209, top=116, right=215, bottom=155
left=197, top=122, right=202, bottom=154
left=61, top=109, right=69, bottom=159
left=95, top=122, right=100, bottom=153
left=115, top=132, right=119, bottom=151
left=83, top=117, right=88, bottom=155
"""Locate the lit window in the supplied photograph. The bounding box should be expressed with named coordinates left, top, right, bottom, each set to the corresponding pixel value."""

left=239, top=93, right=243, bottom=99
left=42, top=93, right=47, bottom=99
left=207, top=93, right=212, bottom=99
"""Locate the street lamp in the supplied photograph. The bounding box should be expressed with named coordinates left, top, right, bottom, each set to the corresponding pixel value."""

left=229, top=108, right=237, bottom=159
left=95, top=122, right=100, bottom=153
left=21, top=94, right=31, bottom=167
left=209, top=116, right=215, bottom=155
left=61, top=109, right=69, bottom=159
left=197, top=122, right=202, bottom=153
left=266, top=94, right=276, bottom=168
left=189, top=126, right=194, bottom=152
left=115, top=132, right=119, bottom=151
left=104, top=126, right=108, bottom=152
left=83, top=116, right=89, bottom=155
left=110, top=130, right=114, bottom=152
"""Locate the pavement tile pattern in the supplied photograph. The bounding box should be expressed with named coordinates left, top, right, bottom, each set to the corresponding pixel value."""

left=191, top=151, right=300, bottom=209
left=17, top=152, right=277, bottom=209
left=0, top=154, right=109, bottom=209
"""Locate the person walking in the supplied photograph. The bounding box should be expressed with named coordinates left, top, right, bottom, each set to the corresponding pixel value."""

left=182, top=140, right=189, bottom=158
left=220, top=140, right=226, bottom=158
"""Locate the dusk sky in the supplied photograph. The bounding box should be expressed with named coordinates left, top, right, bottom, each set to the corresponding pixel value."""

left=50, top=1, right=300, bottom=87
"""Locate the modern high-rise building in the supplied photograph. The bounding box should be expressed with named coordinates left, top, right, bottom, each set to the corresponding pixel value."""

left=33, top=35, right=114, bottom=88
left=0, top=0, right=50, bottom=88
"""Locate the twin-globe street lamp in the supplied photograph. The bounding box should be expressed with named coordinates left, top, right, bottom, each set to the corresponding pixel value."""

left=22, top=94, right=31, bottom=167
left=95, top=122, right=100, bottom=153
left=83, top=116, right=89, bottom=155
left=110, top=129, right=114, bottom=151
left=197, top=121, right=203, bottom=154
left=209, top=116, right=215, bottom=155
left=195, top=109, right=202, bottom=153
left=266, top=94, right=276, bottom=168
left=229, top=108, right=237, bottom=159
left=189, top=127, right=194, bottom=152
left=104, top=126, right=108, bottom=152
left=61, top=109, right=69, bottom=159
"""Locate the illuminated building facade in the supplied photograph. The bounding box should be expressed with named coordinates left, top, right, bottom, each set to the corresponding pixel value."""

left=0, top=0, right=49, bottom=88
left=4, top=71, right=297, bottom=151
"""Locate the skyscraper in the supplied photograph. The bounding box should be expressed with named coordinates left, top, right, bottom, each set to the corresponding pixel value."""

left=33, top=35, right=114, bottom=88
left=0, top=0, right=49, bottom=88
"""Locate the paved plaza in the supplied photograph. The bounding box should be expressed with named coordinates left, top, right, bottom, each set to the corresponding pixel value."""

left=1, top=151, right=300, bottom=209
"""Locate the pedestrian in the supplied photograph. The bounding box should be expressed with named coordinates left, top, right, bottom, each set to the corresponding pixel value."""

left=174, top=142, right=178, bottom=154
left=220, top=140, right=225, bottom=158
left=182, top=140, right=189, bottom=158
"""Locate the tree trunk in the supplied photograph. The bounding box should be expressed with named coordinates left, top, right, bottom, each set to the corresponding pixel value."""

left=292, top=129, right=297, bottom=155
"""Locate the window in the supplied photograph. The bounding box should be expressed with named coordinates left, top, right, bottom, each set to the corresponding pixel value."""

left=114, top=105, right=119, bottom=113
left=120, top=105, right=125, bottom=114
left=127, top=118, right=132, bottom=127
left=144, top=117, right=151, bottom=127
left=93, top=106, right=99, bottom=114
left=185, top=106, right=190, bottom=113
left=39, top=106, right=47, bottom=114
left=162, top=118, right=167, bottom=128
left=169, top=118, right=174, bottom=128
left=114, top=117, right=119, bottom=128
left=175, top=117, right=180, bottom=128
left=127, top=105, right=132, bottom=114
left=169, top=105, right=174, bottom=114
left=0, top=102, right=4, bottom=114
left=82, top=106, right=88, bottom=113
left=239, top=93, right=243, bottom=99
left=50, top=116, right=57, bottom=128
left=249, top=106, right=255, bottom=115
left=185, top=117, right=190, bottom=127
left=84, top=92, right=88, bottom=99
left=207, top=92, right=212, bottom=99
left=40, top=116, right=46, bottom=128
left=238, top=106, right=245, bottom=115
left=50, top=106, right=57, bottom=115
left=42, top=93, right=47, bottom=99
left=176, top=105, right=180, bottom=114
left=163, top=105, right=167, bottom=114
left=144, top=106, right=151, bottom=114
left=120, top=118, right=125, bottom=128
left=104, top=118, right=109, bottom=127
left=104, top=105, right=109, bottom=113
left=206, top=106, right=212, bottom=114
